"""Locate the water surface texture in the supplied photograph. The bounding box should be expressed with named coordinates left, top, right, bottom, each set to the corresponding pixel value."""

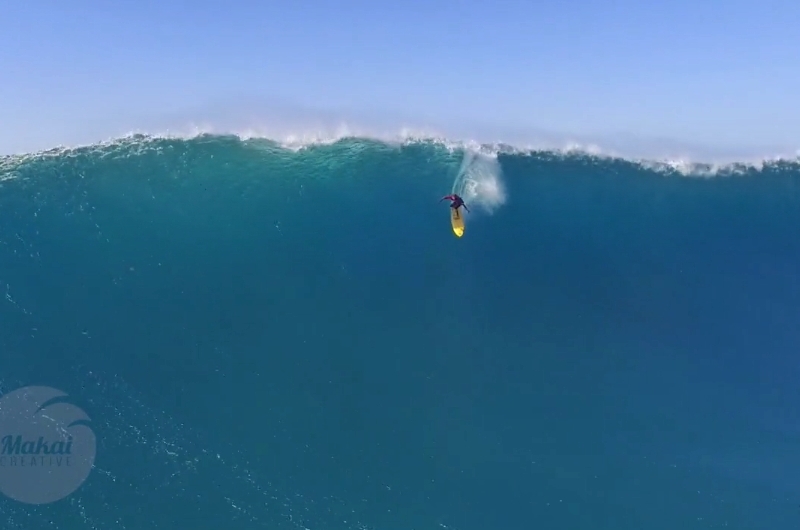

left=1, top=135, right=799, bottom=529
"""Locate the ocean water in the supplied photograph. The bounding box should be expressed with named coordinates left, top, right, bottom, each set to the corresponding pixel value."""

left=1, top=133, right=800, bottom=529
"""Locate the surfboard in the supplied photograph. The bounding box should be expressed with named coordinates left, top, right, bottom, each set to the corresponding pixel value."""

left=450, top=207, right=465, bottom=238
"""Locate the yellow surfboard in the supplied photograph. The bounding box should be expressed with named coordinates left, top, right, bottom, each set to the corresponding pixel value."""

left=450, top=207, right=465, bottom=238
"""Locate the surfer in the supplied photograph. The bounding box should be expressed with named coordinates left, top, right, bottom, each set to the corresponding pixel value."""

left=440, top=194, right=469, bottom=213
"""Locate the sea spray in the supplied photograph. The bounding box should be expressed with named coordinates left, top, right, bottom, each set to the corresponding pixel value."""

left=452, top=150, right=507, bottom=215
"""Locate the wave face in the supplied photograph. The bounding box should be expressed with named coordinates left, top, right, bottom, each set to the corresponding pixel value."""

left=2, top=134, right=800, bottom=529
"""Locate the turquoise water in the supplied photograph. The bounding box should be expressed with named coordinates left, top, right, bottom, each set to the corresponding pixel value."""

left=1, top=134, right=800, bottom=529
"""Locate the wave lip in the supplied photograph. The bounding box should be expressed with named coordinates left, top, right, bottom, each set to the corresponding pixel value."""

left=1, top=126, right=798, bottom=181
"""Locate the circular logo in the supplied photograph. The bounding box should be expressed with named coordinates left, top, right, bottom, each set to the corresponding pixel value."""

left=0, top=385, right=96, bottom=504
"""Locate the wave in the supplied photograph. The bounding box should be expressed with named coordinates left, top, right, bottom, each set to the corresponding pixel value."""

left=2, top=106, right=800, bottom=529
left=1, top=129, right=799, bottom=182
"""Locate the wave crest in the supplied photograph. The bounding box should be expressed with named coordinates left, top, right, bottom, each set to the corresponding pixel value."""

left=1, top=130, right=799, bottom=181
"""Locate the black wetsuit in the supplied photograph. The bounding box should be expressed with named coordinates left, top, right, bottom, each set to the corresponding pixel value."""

left=440, top=194, right=469, bottom=212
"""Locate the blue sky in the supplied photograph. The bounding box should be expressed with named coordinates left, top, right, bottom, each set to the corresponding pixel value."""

left=1, top=0, right=798, bottom=159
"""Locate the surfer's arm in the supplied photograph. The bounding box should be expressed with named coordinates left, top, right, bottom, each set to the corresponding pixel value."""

left=440, top=195, right=453, bottom=202
left=463, top=204, right=470, bottom=212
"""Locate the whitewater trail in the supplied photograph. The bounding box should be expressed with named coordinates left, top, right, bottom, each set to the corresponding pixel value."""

left=451, top=150, right=507, bottom=217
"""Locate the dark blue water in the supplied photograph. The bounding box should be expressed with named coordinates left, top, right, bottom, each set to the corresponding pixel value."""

left=1, top=135, right=799, bottom=529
